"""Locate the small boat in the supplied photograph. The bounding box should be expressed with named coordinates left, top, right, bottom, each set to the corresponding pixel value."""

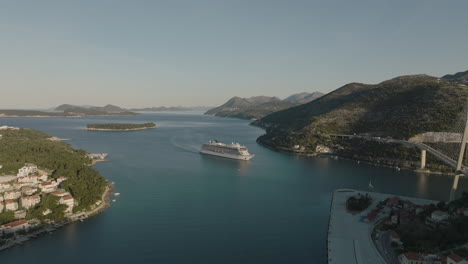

left=368, top=180, right=374, bottom=190
left=114, top=193, right=120, bottom=196
left=112, top=199, right=116, bottom=202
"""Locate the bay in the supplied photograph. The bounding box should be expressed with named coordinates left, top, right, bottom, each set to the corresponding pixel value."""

left=0, top=113, right=466, bottom=264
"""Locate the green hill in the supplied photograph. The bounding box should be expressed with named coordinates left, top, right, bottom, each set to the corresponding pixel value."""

left=0, top=128, right=107, bottom=212
left=254, top=74, right=468, bottom=149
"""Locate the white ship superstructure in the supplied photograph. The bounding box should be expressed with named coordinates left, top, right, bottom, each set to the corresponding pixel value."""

left=200, top=140, right=254, bottom=160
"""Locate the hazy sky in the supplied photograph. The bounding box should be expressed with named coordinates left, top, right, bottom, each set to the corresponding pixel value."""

left=1, top=0, right=468, bottom=109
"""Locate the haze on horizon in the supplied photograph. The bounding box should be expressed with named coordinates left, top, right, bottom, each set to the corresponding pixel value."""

left=1, top=0, right=468, bottom=109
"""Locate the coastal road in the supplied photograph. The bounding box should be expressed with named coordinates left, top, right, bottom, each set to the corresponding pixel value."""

left=328, top=134, right=467, bottom=173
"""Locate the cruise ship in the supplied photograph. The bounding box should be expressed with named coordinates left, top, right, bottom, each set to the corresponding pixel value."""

left=200, top=140, right=255, bottom=160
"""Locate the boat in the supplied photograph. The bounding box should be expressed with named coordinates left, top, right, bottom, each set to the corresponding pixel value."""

left=199, top=140, right=254, bottom=160
left=114, top=193, right=120, bottom=196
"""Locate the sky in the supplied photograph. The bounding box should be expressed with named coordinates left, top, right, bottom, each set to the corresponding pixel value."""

left=1, top=0, right=468, bottom=109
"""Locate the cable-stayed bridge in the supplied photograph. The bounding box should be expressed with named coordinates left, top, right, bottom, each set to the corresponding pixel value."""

left=328, top=102, right=468, bottom=201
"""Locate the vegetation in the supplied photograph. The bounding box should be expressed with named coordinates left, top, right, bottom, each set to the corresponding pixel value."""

left=393, top=193, right=468, bottom=253
left=0, top=128, right=106, bottom=212
left=26, top=195, right=67, bottom=221
left=87, top=122, right=156, bottom=130
left=0, top=211, right=15, bottom=224
left=254, top=74, right=468, bottom=172
left=346, top=194, right=372, bottom=212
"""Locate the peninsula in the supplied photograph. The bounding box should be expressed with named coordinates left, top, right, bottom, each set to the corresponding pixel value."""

left=86, top=122, right=157, bottom=131
left=0, top=126, right=111, bottom=250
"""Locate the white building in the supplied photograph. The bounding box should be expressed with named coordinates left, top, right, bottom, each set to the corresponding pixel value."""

left=0, top=182, right=11, bottom=191
left=21, top=195, right=41, bottom=209
left=18, top=173, right=48, bottom=183
left=17, top=164, right=38, bottom=177
left=431, top=211, right=449, bottom=222
left=315, top=144, right=332, bottom=153
left=4, top=189, right=21, bottom=200
left=5, top=200, right=18, bottom=211
left=1, top=219, right=29, bottom=234
left=39, top=181, right=57, bottom=193
left=59, top=195, right=74, bottom=213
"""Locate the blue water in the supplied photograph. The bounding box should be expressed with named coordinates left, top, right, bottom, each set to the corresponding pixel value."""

left=0, top=113, right=466, bottom=264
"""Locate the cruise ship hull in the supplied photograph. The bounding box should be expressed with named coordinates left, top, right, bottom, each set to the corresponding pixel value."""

left=199, top=150, right=255, bottom=160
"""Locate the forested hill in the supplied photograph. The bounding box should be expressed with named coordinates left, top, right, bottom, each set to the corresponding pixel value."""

left=254, top=74, right=468, bottom=144
left=0, top=128, right=106, bottom=212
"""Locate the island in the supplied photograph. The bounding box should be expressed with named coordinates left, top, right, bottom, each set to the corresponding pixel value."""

left=0, top=126, right=112, bottom=250
left=86, top=122, right=157, bottom=131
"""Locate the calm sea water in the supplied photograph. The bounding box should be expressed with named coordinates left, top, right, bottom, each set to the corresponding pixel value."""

left=0, top=113, right=466, bottom=264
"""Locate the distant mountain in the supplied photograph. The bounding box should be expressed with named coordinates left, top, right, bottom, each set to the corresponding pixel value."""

left=205, top=93, right=323, bottom=120
left=254, top=74, right=468, bottom=152
left=54, top=104, right=137, bottom=116
left=131, top=106, right=212, bottom=112
left=442, top=70, right=468, bottom=85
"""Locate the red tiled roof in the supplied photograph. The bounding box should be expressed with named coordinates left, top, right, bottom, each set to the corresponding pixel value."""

left=22, top=195, right=40, bottom=200
left=404, top=252, right=421, bottom=261
left=2, top=219, right=28, bottom=228
left=448, top=254, right=464, bottom=262
left=62, top=195, right=73, bottom=200
left=5, top=200, right=17, bottom=204
left=387, top=197, right=399, bottom=205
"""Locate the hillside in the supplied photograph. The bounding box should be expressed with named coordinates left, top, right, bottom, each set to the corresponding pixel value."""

left=0, top=128, right=107, bottom=212
left=442, top=70, right=468, bottom=85
left=284, top=92, right=324, bottom=103
left=205, top=92, right=322, bottom=120
left=254, top=74, right=468, bottom=151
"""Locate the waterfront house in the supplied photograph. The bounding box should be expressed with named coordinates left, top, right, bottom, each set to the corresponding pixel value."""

left=315, top=144, right=332, bottom=153
left=1, top=219, right=30, bottom=234
left=447, top=254, right=468, bottom=264
left=17, top=164, right=38, bottom=177
left=5, top=200, right=18, bottom=211
left=59, top=195, right=74, bottom=213
left=4, top=189, right=21, bottom=200
left=431, top=211, right=449, bottom=222
left=21, top=195, right=41, bottom=209
left=39, top=181, right=57, bottom=193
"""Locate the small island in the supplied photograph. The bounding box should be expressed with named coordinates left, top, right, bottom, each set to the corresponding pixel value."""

left=86, top=123, right=157, bottom=131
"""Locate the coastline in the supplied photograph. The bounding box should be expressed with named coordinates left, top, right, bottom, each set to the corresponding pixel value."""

left=0, top=182, right=113, bottom=252
left=256, top=138, right=454, bottom=176
left=0, top=114, right=139, bottom=118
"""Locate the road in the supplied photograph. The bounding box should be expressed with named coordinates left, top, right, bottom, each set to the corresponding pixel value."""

left=328, top=134, right=467, bottom=173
